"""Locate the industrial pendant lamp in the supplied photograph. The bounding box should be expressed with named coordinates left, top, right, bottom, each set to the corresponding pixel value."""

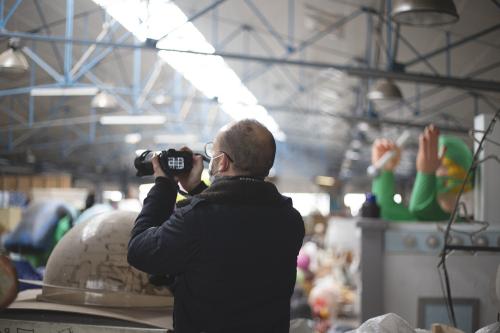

left=91, top=90, right=118, bottom=109
left=0, top=38, right=29, bottom=74
left=391, top=0, right=459, bottom=26
left=367, top=79, right=403, bottom=101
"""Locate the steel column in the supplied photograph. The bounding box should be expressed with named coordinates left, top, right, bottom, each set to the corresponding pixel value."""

left=64, top=0, right=74, bottom=83
left=288, top=0, right=295, bottom=52
left=28, top=43, right=35, bottom=127
left=386, top=0, right=392, bottom=68
left=446, top=31, right=451, bottom=76
left=133, top=38, right=141, bottom=113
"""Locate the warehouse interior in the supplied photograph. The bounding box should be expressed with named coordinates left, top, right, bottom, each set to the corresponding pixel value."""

left=0, top=0, right=499, bottom=332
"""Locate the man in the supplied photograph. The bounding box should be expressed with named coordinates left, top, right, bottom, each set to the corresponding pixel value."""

left=128, top=119, right=305, bottom=332
left=371, top=124, right=473, bottom=221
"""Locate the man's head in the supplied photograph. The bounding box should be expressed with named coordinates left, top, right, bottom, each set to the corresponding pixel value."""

left=209, top=119, right=276, bottom=178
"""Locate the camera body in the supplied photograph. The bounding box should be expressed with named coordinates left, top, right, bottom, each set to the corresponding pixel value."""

left=134, top=149, right=193, bottom=177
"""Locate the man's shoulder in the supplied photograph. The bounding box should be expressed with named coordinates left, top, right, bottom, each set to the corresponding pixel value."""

left=176, top=196, right=207, bottom=213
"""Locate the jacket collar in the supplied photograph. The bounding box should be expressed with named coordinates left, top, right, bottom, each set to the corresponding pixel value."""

left=179, top=176, right=288, bottom=206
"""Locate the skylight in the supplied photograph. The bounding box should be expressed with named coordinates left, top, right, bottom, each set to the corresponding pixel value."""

left=92, top=0, right=285, bottom=141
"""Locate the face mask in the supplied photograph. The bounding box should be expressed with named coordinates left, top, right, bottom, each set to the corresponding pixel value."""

left=208, top=153, right=224, bottom=182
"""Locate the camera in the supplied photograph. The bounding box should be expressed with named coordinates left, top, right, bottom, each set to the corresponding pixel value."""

left=134, top=149, right=193, bottom=177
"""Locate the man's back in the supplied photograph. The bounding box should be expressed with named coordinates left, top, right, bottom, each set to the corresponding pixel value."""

left=128, top=177, right=304, bottom=332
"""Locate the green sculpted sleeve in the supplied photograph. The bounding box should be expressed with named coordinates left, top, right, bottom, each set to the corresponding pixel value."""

left=372, top=171, right=414, bottom=221
left=409, top=172, right=449, bottom=221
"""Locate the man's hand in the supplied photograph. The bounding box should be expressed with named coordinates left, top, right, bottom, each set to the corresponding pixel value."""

left=152, top=154, right=168, bottom=179
left=416, top=124, right=445, bottom=174
left=177, top=147, right=204, bottom=193
left=371, top=138, right=401, bottom=171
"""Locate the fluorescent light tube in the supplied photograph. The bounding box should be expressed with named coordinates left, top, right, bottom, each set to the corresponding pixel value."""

left=100, top=115, right=167, bottom=125
left=92, top=0, right=285, bottom=141
left=31, top=87, right=99, bottom=96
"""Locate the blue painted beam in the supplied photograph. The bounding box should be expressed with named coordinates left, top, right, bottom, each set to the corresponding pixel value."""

left=34, top=0, right=64, bottom=72
left=243, top=0, right=290, bottom=52
left=0, top=105, right=27, bottom=124
left=64, top=0, right=74, bottom=83
left=394, top=29, right=439, bottom=75
left=1, top=0, right=22, bottom=29
left=28, top=42, right=35, bottom=127
left=0, top=1, right=4, bottom=24
left=288, top=0, right=295, bottom=52
left=212, top=4, right=219, bottom=48
left=0, top=84, right=62, bottom=97
left=22, top=46, right=64, bottom=83
left=242, top=9, right=364, bottom=84
left=84, top=72, right=135, bottom=113
left=405, top=23, right=500, bottom=67
left=251, top=29, right=300, bottom=91
left=365, top=12, right=373, bottom=67
left=133, top=38, right=141, bottom=113
left=72, top=31, right=132, bottom=82
left=157, top=0, right=227, bottom=41
left=217, top=26, right=243, bottom=51
left=386, top=0, right=392, bottom=68
left=379, top=60, right=500, bottom=116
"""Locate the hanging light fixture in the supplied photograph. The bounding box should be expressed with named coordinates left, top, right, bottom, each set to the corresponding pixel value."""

left=0, top=38, right=29, bottom=74
left=91, top=90, right=118, bottom=109
left=391, top=0, right=459, bottom=26
left=367, top=79, right=403, bottom=100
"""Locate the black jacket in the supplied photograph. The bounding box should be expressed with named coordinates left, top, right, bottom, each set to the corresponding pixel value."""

left=128, top=176, right=305, bottom=333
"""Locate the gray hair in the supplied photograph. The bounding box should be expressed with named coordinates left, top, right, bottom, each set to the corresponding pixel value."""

left=217, top=119, right=276, bottom=177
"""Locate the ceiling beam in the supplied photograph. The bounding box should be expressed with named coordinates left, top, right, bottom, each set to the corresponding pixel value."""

left=2, top=30, right=500, bottom=93
left=405, top=23, right=500, bottom=68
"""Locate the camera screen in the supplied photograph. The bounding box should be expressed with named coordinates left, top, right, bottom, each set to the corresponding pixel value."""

left=168, top=157, right=185, bottom=170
